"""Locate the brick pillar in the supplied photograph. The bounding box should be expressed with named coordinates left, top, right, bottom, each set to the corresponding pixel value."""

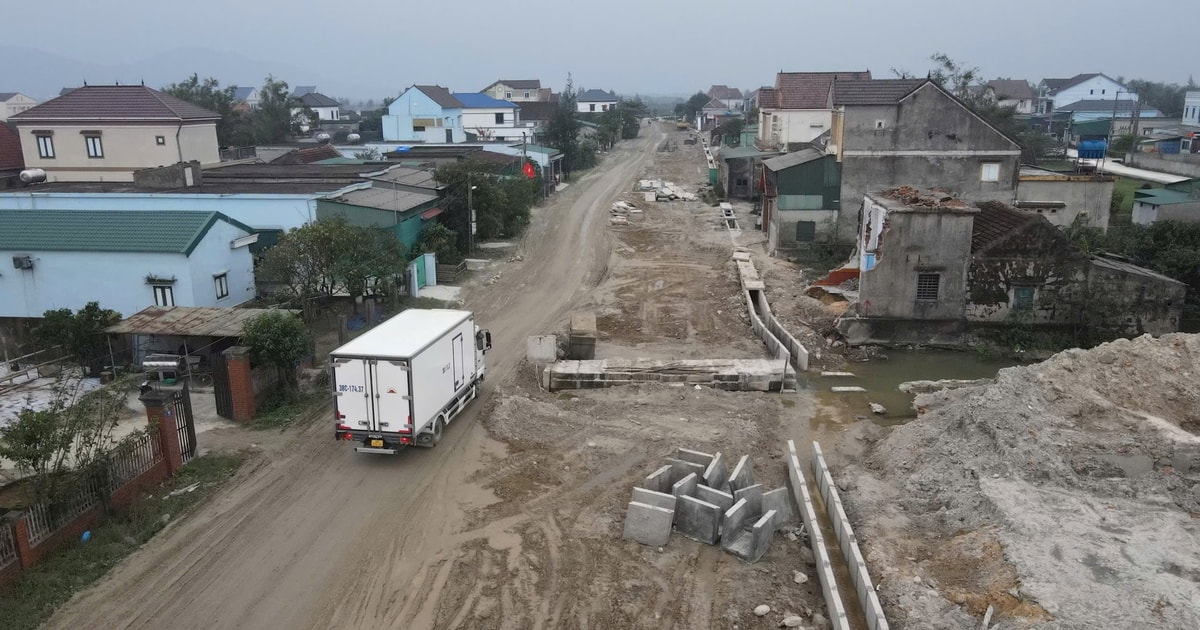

left=141, top=389, right=184, bottom=474
left=223, top=346, right=256, bottom=422
left=13, top=515, right=33, bottom=569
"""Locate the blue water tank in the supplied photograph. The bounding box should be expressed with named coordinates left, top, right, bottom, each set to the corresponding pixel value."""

left=1078, top=140, right=1108, bottom=160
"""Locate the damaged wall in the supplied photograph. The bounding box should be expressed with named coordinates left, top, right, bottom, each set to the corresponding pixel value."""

left=966, top=218, right=1089, bottom=324
left=1086, top=260, right=1187, bottom=336
left=1015, top=176, right=1114, bottom=231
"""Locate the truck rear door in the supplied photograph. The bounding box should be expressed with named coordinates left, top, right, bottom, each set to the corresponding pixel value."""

left=371, top=360, right=412, bottom=433
left=332, top=357, right=371, bottom=430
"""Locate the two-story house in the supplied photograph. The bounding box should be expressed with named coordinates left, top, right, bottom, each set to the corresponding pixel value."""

left=454, top=93, right=527, bottom=142
left=481, top=80, right=549, bottom=102
left=577, top=89, right=618, bottom=113
left=383, top=85, right=466, bottom=143
left=981, top=80, right=1036, bottom=114
left=707, top=85, right=744, bottom=112
left=0, top=93, right=37, bottom=121
left=9, top=85, right=221, bottom=183
left=232, top=86, right=260, bottom=111
left=294, top=91, right=341, bottom=121
left=756, top=71, right=872, bottom=149
left=1037, top=73, right=1136, bottom=115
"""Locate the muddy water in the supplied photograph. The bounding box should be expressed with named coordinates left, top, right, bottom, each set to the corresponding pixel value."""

left=808, top=350, right=1025, bottom=430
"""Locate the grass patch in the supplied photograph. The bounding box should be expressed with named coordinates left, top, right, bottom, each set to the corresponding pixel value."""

left=1112, top=175, right=1160, bottom=215
left=0, top=453, right=244, bottom=630
left=251, top=389, right=326, bottom=431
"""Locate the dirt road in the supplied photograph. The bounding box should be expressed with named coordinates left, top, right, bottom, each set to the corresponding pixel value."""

left=44, top=129, right=666, bottom=630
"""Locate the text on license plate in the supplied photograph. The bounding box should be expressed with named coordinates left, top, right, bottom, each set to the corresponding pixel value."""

left=370, top=439, right=384, bottom=447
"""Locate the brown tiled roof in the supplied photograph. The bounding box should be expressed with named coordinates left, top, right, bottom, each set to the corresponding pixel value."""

left=833, top=79, right=928, bottom=105
left=411, top=85, right=463, bottom=109
left=769, top=71, right=872, bottom=110
left=0, top=123, right=24, bottom=172
left=986, top=79, right=1035, bottom=101
left=10, top=85, right=220, bottom=121
left=708, top=85, right=743, bottom=100
left=971, top=201, right=1040, bottom=254
left=758, top=87, right=778, bottom=109
left=518, top=101, right=558, bottom=121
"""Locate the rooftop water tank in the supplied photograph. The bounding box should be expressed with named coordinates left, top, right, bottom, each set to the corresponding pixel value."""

left=347, top=133, right=362, bottom=144
left=19, top=168, right=46, bottom=184
left=315, top=132, right=331, bottom=143
left=1078, top=140, right=1108, bottom=160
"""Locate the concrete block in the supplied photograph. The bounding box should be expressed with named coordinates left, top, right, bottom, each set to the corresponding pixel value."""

left=642, top=465, right=673, bottom=493
left=664, top=458, right=707, bottom=484
left=632, top=487, right=676, bottom=511
left=623, top=502, right=674, bottom=547
left=732, top=251, right=752, bottom=262
left=526, top=336, right=558, bottom=363
left=733, top=483, right=764, bottom=518
left=702, top=451, right=728, bottom=489
left=720, top=498, right=749, bottom=547
left=830, top=386, right=867, bottom=393
left=762, top=487, right=793, bottom=531
left=676, top=448, right=714, bottom=468
left=674, top=495, right=722, bottom=544
left=697, top=485, right=734, bottom=513
left=728, top=455, right=755, bottom=492
left=672, top=472, right=699, bottom=499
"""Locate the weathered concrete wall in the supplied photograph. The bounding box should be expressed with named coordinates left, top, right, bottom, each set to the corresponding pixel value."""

left=772, top=209, right=839, bottom=253
left=1129, top=153, right=1200, bottom=179
left=858, top=210, right=975, bottom=320
left=785, top=440, right=851, bottom=630
left=966, top=218, right=1089, bottom=324
left=1015, top=177, right=1113, bottom=230
left=1088, top=261, right=1187, bottom=336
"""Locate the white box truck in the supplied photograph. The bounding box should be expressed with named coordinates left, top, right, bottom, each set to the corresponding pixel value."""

left=330, top=309, right=492, bottom=454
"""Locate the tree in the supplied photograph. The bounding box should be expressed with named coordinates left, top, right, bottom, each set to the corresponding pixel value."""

left=433, top=158, right=540, bottom=250
left=597, top=107, right=622, bottom=150
left=241, top=311, right=312, bottom=392
left=681, top=91, right=709, bottom=122
left=619, top=98, right=647, bottom=139
left=416, top=222, right=460, bottom=264
left=0, top=375, right=135, bottom=503
left=354, top=147, right=381, bottom=160
left=163, top=74, right=239, bottom=145
left=34, top=302, right=121, bottom=375
left=717, top=117, right=745, bottom=145
left=254, top=75, right=296, bottom=144
left=544, top=75, right=583, bottom=175
left=1123, top=78, right=1194, bottom=119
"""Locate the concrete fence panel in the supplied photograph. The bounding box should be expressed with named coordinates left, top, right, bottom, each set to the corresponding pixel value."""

left=785, top=440, right=851, bottom=630
left=812, top=442, right=889, bottom=630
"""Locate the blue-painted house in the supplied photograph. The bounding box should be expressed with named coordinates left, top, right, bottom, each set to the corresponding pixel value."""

left=383, top=85, right=466, bottom=143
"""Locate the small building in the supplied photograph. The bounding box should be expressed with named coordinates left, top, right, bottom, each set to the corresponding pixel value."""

left=838, top=190, right=1186, bottom=344
left=316, top=185, right=442, bottom=253
left=293, top=91, right=342, bottom=122
left=480, top=80, right=546, bottom=103
left=1132, top=188, right=1200, bottom=225
left=453, top=93, right=526, bottom=142
left=0, top=210, right=257, bottom=320
left=105, top=305, right=296, bottom=369
left=1037, top=73, right=1134, bottom=115
left=8, top=85, right=221, bottom=182
left=717, top=145, right=781, bottom=199
left=761, top=149, right=841, bottom=255
left=232, top=86, right=260, bottom=110
left=1055, top=99, right=1164, bottom=136
left=981, top=80, right=1036, bottom=115
left=383, top=85, right=466, bottom=144
left=706, top=85, right=744, bottom=112
left=577, top=89, right=618, bottom=114
left=0, top=92, right=37, bottom=122
left=1015, top=165, right=1114, bottom=230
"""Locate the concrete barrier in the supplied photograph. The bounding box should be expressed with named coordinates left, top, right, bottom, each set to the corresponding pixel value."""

left=676, top=448, right=714, bottom=467
left=672, top=472, right=699, bottom=499
left=623, top=502, right=674, bottom=547
left=752, top=289, right=811, bottom=372
left=675, top=495, right=722, bottom=544
left=732, top=483, right=764, bottom=518
left=812, top=442, right=889, bottom=630
left=786, top=440, right=851, bottom=630
left=728, top=455, right=755, bottom=492
left=632, top=487, right=676, bottom=511
left=762, top=487, right=793, bottom=530
left=733, top=254, right=811, bottom=373
left=702, top=451, right=729, bottom=489
left=720, top=498, right=750, bottom=548
left=642, top=465, right=674, bottom=493
left=697, top=485, right=734, bottom=512
left=664, top=458, right=706, bottom=484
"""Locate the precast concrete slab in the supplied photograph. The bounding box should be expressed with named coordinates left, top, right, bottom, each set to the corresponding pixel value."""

left=631, top=487, right=677, bottom=511
left=729, top=455, right=755, bottom=492
left=697, top=485, right=734, bottom=513
left=762, top=487, right=793, bottom=530
left=674, top=495, right=722, bottom=544
left=642, top=465, right=674, bottom=493
left=623, top=501, right=674, bottom=547
left=702, top=451, right=728, bottom=489
left=526, top=335, right=558, bottom=363
left=830, top=386, right=867, bottom=393
left=664, top=458, right=707, bottom=484
left=733, top=483, right=764, bottom=518
left=675, top=447, right=714, bottom=467
left=720, top=498, right=750, bottom=548
left=672, top=472, right=699, bottom=499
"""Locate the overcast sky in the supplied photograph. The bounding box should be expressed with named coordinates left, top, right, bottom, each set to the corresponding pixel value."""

left=4, top=0, right=1194, bottom=100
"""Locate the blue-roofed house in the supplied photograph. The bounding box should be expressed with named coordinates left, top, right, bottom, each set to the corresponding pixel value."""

left=0, top=210, right=258, bottom=319
left=452, top=93, right=526, bottom=142
left=232, top=85, right=260, bottom=110
left=383, top=85, right=465, bottom=143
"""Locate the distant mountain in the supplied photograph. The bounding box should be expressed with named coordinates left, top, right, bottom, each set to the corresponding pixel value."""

left=0, top=46, right=365, bottom=101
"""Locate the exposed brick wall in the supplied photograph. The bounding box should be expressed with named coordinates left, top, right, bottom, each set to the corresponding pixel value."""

left=224, top=346, right=256, bottom=422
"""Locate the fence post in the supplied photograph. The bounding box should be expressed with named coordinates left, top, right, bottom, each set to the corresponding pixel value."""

left=13, top=515, right=33, bottom=570
left=222, top=346, right=256, bottom=423
left=141, top=390, right=184, bottom=475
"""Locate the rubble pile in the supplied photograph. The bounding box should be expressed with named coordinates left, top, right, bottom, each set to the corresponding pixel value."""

left=881, top=185, right=968, bottom=209
left=844, top=333, right=1200, bottom=629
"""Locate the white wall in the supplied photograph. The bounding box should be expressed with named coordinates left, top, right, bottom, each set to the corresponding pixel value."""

left=461, top=107, right=522, bottom=140
left=1, top=94, right=37, bottom=121
left=185, top=220, right=256, bottom=307
left=1184, top=91, right=1200, bottom=126
left=15, top=121, right=220, bottom=182
left=577, top=101, right=617, bottom=113
left=1054, top=76, right=1136, bottom=108
left=759, top=109, right=833, bottom=145
left=1132, top=201, right=1157, bottom=225
left=0, top=192, right=322, bottom=232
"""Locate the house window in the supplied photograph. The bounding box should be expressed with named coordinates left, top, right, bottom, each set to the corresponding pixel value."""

left=524, top=91, right=530, bottom=98
left=85, top=135, right=104, bottom=158
left=1089, top=89, right=1094, bottom=95
left=874, top=120, right=886, bottom=130
left=413, top=125, right=426, bottom=132
left=495, top=112, right=505, bottom=124
left=796, top=221, right=817, bottom=242
left=915, top=273, right=940, bottom=302
left=735, top=178, right=749, bottom=187
left=1013, top=286, right=1035, bottom=310
left=589, top=104, right=596, bottom=112
left=214, top=273, right=229, bottom=300
left=152, top=285, right=175, bottom=307
left=505, top=91, right=512, bottom=99
left=981, top=162, right=1001, bottom=182
left=156, top=135, right=166, bottom=145
left=36, top=134, right=54, bottom=158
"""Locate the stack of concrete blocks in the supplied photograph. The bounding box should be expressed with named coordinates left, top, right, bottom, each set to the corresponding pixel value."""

left=622, top=448, right=792, bottom=564
left=786, top=440, right=852, bottom=630
left=567, top=312, right=597, bottom=360
left=812, top=442, right=889, bottom=630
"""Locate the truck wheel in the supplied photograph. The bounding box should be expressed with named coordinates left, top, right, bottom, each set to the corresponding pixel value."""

left=430, top=416, right=445, bottom=446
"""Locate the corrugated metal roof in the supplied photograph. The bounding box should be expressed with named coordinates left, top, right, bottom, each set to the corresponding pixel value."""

left=719, top=146, right=779, bottom=161
left=763, top=148, right=825, bottom=171
left=106, top=306, right=300, bottom=337
left=0, top=210, right=250, bottom=255
left=452, top=93, right=517, bottom=109
left=1133, top=188, right=1196, bottom=206
left=327, top=186, right=438, bottom=213
left=10, top=85, right=220, bottom=121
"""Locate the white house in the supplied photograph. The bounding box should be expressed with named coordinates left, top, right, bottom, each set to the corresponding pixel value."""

left=0, top=209, right=257, bottom=319
left=1184, top=91, right=1200, bottom=127
left=707, top=85, right=744, bottom=112
left=453, top=93, right=529, bottom=142
left=0, top=92, right=37, bottom=121
left=480, top=80, right=545, bottom=103
left=233, top=86, right=260, bottom=110
left=292, top=91, right=341, bottom=132
left=757, top=71, right=872, bottom=148
left=1037, top=73, right=1136, bottom=115
left=577, top=89, right=618, bottom=113
left=981, top=80, right=1036, bottom=115
left=383, top=85, right=465, bottom=143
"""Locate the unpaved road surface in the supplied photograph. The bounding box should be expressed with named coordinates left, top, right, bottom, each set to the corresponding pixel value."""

left=44, top=130, right=667, bottom=630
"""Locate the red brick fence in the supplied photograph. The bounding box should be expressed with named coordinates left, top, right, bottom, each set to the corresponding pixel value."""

left=0, top=401, right=187, bottom=588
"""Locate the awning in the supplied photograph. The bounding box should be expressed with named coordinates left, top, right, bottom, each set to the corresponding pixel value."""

left=421, top=207, right=444, bottom=220
left=106, top=306, right=301, bottom=338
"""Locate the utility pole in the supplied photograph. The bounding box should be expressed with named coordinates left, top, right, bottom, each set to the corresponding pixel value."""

left=1105, top=90, right=1125, bottom=165
left=467, top=173, right=475, bottom=256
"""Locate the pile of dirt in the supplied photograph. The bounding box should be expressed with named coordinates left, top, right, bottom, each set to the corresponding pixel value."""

left=839, top=333, right=1200, bottom=629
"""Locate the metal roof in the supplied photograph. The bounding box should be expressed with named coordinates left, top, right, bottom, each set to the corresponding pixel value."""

left=298, top=92, right=340, bottom=108
left=106, top=306, right=300, bottom=337
left=1133, top=188, right=1197, bottom=206
left=1091, top=255, right=1184, bottom=285
left=763, top=148, right=826, bottom=171
left=719, top=146, right=780, bottom=161
left=452, top=93, right=517, bottom=109
left=10, top=85, right=220, bottom=122
left=0, top=210, right=252, bottom=255
left=577, top=89, right=618, bottom=102
left=326, top=186, right=438, bottom=213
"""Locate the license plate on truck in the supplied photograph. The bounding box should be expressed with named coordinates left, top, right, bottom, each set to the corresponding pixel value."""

left=370, top=439, right=384, bottom=448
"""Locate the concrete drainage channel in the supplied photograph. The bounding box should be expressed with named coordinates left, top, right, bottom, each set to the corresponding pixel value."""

left=734, top=251, right=810, bottom=373
left=720, top=202, right=741, bottom=233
